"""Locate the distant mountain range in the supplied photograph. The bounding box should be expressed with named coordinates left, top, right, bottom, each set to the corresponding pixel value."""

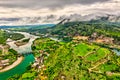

left=0, top=24, right=54, bottom=29
left=0, top=13, right=120, bottom=26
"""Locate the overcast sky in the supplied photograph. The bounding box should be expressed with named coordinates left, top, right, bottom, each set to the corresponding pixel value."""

left=0, top=0, right=110, bottom=8
left=0, top=0, right=120, bottom=25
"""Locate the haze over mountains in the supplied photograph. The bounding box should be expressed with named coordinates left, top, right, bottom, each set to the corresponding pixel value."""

left=0, top=13, right=120, bottom=26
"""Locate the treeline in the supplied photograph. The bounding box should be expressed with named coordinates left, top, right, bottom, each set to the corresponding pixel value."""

left=0, top=30, right=25, bottom=44
left=0, top=30, right=9, bottom=44
left=9, top=33, right=25, bottom=41
left=45, top=21, right=120, bottom=43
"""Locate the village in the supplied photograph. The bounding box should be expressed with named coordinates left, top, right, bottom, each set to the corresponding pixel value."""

left=0, top=45, right=10, bottom=69
left=73, top=32, right=114, bottom=45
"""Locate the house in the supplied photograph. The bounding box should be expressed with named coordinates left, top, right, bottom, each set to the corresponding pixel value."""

left=95, top=36, right=114, bottom=44
left=73, top=36, right=89, bottom=41
left=0, top=59, right=10, bottom=69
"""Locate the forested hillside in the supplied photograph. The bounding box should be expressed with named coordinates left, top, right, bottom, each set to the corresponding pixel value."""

left=39, top=20, right=120, bottom=44
left=7, top=19, right=120, bottom=80
left=9, top=38, right=120, bottom=80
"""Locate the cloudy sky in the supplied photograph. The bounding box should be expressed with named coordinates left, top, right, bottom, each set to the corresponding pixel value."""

left=0, top=0, right=120, bottom=25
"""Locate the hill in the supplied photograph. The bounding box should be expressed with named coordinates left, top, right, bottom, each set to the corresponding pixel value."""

left=38, top=19, right=120, bottom=44
left=9, top=38, right=120, bottom=80
left=7, top=18, right=120, bottom=80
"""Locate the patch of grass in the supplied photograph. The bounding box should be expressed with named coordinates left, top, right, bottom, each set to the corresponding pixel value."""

left=9, top=33, right=25, bottom=40
left=22, top=72, right=35, bottom=79
left=73, top=43, right=92, bottom=56
left=99, top=63, right=118, bottom=72
left=86, top=48, right=110, bottom=62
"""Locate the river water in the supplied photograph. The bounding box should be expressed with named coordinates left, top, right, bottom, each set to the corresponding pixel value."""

left=0, top=31, right=39, bottom=80
left=7, top=32, right=39, bottom=54
left=113, top=49, right=120, bottom=56
left=0, top=54, right=34, bottom=80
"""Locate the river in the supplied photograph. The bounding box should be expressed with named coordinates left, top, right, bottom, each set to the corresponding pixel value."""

left=7, top=32, right=39, bottom=54
left=0, top=31, right=39, bottom=80
left=113, top=49, right=120, bottom=56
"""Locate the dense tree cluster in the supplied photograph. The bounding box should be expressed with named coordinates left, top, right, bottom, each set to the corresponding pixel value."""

left=46, top=21, right=120, bottom=43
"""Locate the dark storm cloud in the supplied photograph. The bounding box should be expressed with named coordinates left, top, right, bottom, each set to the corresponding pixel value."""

left=0, top=0, right=110, bottom=9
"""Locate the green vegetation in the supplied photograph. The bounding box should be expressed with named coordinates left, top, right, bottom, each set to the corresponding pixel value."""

left=0, top=48, right=18, bottom=69
left=15, top=38, right=30, bottom=46
left=32, top=38, right=62, bottom=54
left=0, top=30, right=9, bottom=44
left=22, top=38, right=30, bottom=42
left=2, top=49, right=18, bottom=64
left=0, top=30, right=25, bottom=44
left=0, top=30, right=19, bottom=69
left=9, top=33, right=25, bottom=41
left=9, top=24, right=54, bottom=36
left=21, top=72, right=35, bottom=79
left=34, top=38, right=120, bottom=80
left=2, top=20, right=120, bottom=80
left=9, top=38, right=120, bottom=80
left=86, top=48, right=110, bottom=62
left=74, top=43, right=93, bottom=56
left=38, top=21, right=120, bottom=44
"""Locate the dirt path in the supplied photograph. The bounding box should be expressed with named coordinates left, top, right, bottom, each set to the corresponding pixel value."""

left=0, top=56, right=24, bottom=72
left=88, top=59, right=108, bottom=72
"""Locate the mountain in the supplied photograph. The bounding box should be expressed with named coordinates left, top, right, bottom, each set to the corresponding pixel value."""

left=107, top=15, right=120, bottom=22
left=38, top=17, right=120, bottom=44
left=0, top=24, right=55, bottom=29
left=66, top=14, right=120, bottom=23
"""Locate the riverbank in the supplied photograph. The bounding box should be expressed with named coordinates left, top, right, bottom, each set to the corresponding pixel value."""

left=0, top=56, right=24, bottom=72
left=0, top=31, right=38, bottom=80
left=7, top=31, right=39, bottom=54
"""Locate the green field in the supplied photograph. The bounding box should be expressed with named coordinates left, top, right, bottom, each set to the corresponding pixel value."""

left=9, top=38, right=120, bottom=80
left=74, top=43, right=92, bottom=56
left=86, top=48, right=110, bottom=62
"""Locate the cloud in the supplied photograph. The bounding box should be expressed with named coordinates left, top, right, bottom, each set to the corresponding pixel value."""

left=0, top=0, right=120, bottom=25
left=0, top=0, right=119, bottom=18
left=0, top=0, right=110, bottom=9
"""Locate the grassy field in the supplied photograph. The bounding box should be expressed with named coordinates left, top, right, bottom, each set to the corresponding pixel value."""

left=73, top=43, right=92, bottom=56
left=9, top=38, right=120, bottom=80
left=86, top=48, right=110, bottom=62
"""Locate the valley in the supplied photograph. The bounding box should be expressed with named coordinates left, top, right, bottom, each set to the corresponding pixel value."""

left=0, top=0, right=120, bottom=80
left=0, top=21, right=120, bottom=80
left=0, top=30, right=38, bottom=80
left=0, top=19, right=120, bottom=80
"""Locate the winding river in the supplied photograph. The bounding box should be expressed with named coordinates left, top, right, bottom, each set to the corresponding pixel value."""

left=0, top=31, right=39, bottom=80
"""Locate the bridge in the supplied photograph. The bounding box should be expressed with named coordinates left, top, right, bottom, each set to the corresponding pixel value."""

left=20, top=52, right=33, bottom=56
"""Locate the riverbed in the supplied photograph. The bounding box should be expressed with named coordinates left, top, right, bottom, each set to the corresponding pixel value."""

left=7, top=31, right=39, bottom=54
left=0, top=31, right=39, bottom=80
